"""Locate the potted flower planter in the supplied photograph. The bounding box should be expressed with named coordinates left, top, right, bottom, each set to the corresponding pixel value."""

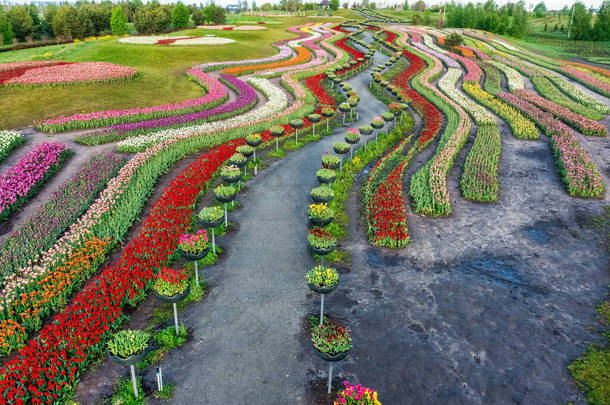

left=307, top=282, right=338, bottom=295
left=314, top=345, right=351, bottom=362
left=309, top=216, right=333, bottom=228
left=179, top=246, right=209, bottom=262
left=199, top=216, right=223, bottom=229
left=312, top=193, right=333, bottom=203
left=155, top=284, right=191, bottom=304
left=221, top=173, right=241, bottom=183
left=309, top=244, right=336, bottom=256
left=108, top=345, right=151, bottom=367
left=215, top=193, right=236, bottom=203
left=317, top=174, right=336, bottom=184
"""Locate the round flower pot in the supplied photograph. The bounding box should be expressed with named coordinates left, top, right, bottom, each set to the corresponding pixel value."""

left=179, top=247, right=209, bottom=262
left=246, top=138, right=262, bottom=147
left=108, top=345, right=151, bottom=367
left=309, top=244, right=336, bottom=256
left=345, top=137, right=359, bottom=145
left=313, top=345, right=350, bottom=362
left=311, top=193, right=333, bottom=203
left=199, top=216, right=224, bottom=229
left=230, top=159, right=247, bottom=168
left=155, top=285, right=191, bottom=304
left=309, top=216, right=333, bottom=227
left=323, top=161, right=340, bottom=170
left=307, top=282, right=338, bottom=295
left=221, top=174, right=241, bottom=183
left=215, top=193, right=236, bottom=203
left=317, top=174, right=336, bottom=184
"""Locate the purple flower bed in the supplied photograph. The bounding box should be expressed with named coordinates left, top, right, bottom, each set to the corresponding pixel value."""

left=38, top=70, right=228, bottom=133
left=0, top=152, right=125, bottom=282
left=412, top=42, right=461, bottom=68
left=0, top=142, right=71, bottom=221
left=77, top=74, right=257, bottom=145
left=498, top=92, right=604, bottom=198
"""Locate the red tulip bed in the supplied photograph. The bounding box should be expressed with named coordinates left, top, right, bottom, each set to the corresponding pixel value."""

left=305, top=73, right=336, bottom=107
left=0, top=62, right=137, bottom=87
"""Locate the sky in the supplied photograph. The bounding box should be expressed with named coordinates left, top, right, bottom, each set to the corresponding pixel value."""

left=0, top=0, right=604, bottom=11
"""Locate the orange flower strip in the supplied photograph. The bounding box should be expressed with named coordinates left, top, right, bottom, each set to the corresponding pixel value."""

left=0, top=237, right=110, bottom=354
left=222, top=46, right=311, bottom=75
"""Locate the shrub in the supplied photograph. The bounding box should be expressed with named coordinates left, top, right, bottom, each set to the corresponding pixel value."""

left=108, top=330, right=150, bottom=358
left=110, top=6, right=127, bottom=36
left=172, top=3, right=190, bottom=29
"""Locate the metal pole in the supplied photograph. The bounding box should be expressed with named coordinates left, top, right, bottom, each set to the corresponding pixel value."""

left=194, top=260, right=199, bottom=287
left=173, top=303, right=179, bottom=335
left=254, top=149, right=257, bottom=175
left=276, top=138, right=279, bottom=152
left=339, top=156, right=342, bottom=172
left=224, top=203, right=228, bottom=227
left=211, top=228, right=216, bottom=254
left=327, top=363, right=333, bottom=394
left=320, top=293, right=325, bottom=325
left=350, top=146, right=353, bottom=160
left=130, top=365, right=138, bottom=398
left=568, top=5, right=575, bottom=39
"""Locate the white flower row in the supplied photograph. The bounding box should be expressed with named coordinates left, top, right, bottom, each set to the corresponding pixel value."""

left=488, top=60, right=525, bottom=92
left=0, top=130, right=24, bottom=158
left=438, top=68, right=497, bottom=126
left=547, top=75, right=610, bottom=113
left=421, top=33, right=447, bottom=54
left=117, top=77, right=288, bottom=152
left=119, top=36, right=234, bottom=45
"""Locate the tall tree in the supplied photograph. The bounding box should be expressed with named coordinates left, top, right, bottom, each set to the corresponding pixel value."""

left=172, top=2, right=190, bottom=28
left=110, top=6, right=128, bottom=35
left=570, top=2, right=592, bottom=40
left=330, top=0, right=340, bottom=10
left=533, top=1, right=546, bottom=18
left=0, top=7, right=14, bottom=45
left=7, top=6, right=33, bottom=41
left=593, top=0, right=610, bottom=40
left=402, top=0, right=409, bottom=10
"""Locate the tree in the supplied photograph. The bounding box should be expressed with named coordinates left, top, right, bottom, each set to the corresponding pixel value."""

left=0, top=7, right=14, bottom=45
left=402, top=0, right=409, bottom=10
left=570, top=3, right=592, bottom=40
left=593, top=0, right=610, bottom=41
left=533, top=1, right=546, bottom=18
left=40, top=4, right=57, bottom=37
left=133, top=4, right=171, bottom=34
left=110, top=6, right=128, bottom=35
left=7, top=6, right=33, bottom=41
left=28, top=4, right=41, bottom=40
left=192, top=8, right=206, bottom=25
left=369, top=2, right=376, bottom=9
left=330, top=0, right=340, bottom=10
left=207, top=4, right=226, bottom=24
left=412, top=12, right=422, bottom=24
left=444, top=32, right=463, bottom=47
left=242, top=0, right=249, bottom=12
left=261, top=2, right=273, bottom=11
left=412, top=0, right=426, bottom=12
left=52, top=5, right=86, bottom=40
left=172, top=3, right=190, bottom=29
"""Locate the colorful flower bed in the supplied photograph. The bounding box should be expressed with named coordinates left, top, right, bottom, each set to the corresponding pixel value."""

left=438, top=68, right=496, bottom=126
left=223, top=46, right=311, bottom=76
left=547, top=75, right=610, bottom=114
left=0, top=142, right=71, bottom=221
left=460, top=126, right=501, bottom=202
left=119, top=36, right=235, bottom=45
left=0, top=62, right=137, bottom=86
left=196, top=45, right=292, bottom=72
left=530, top=76, right=603, bottom=120
left=305, top=73, right=335, bottom=107
left=334, top=382, right=381, bottom=405
left=560, top=65, right=610, bottom=98
left=79, top=74, right=257, bottom=144
left=488, top=60, right=525, bottom=92
left=515, top=90, right=607, bottom=136
left=0, top=130, right=25, bottom=164
left=463, top=81, right=538, bottom=140
left=197, top=25, right=267, bottom=30
left=497, top=92, right=604, bottom=197
left=38, top=70, right=228, bottom=132
left=0, top=153, right=125, bottom=284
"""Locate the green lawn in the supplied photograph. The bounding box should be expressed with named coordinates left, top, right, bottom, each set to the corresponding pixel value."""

left=0, top=17, right=318, bottom=129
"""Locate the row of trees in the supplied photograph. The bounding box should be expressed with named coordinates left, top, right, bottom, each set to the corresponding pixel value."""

left=568, top=1, right=610, bottom=41
left=445, top=1, right=529, bottom=38
left=0, top=1, right=227, bottom=45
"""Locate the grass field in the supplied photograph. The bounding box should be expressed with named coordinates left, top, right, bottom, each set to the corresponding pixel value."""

left=0, top=18, right=307, bottom=129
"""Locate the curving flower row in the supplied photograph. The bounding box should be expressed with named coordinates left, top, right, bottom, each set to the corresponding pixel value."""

left=38, top=69, right=228, bottom=132
left=0, top=153, right=125, bottom=285
left=488, top=60, right=525, bottom=92
left=460, top=126, right=501, bottom=202
left=497, top=92, right=604, bottom=197
left=438, top=68, right=496, bottom=126
left=560, top=65, right=610, bottom=98
left=515, top=90, right=607, bottom=137
left=0, top=142, right=71, bottom=221
left=223, top=46, right=312, bottom=76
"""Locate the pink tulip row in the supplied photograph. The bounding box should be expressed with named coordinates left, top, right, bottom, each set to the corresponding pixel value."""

left=449, top=51, right=483, bottom=82
left=497, top=92, right=604, bottom=197
left=515, top=90, right=607, bottom=137
left=2, top=62, right=136, bottom=86
left=38, top=69, right=227, bottom=132
left=0, top=142, right=71, bottom=220
left=561, top=65, right=610, bottom=97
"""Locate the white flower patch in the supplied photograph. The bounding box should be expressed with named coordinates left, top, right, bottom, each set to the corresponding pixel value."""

left=547, top=75, right=610, bottom=113
left=488, top=60, right=525, bottom=92
left=169, top=37, right=235, bottom=45
left=117, top=77, right=287, bottom=151
left=438, top=68, right=496, bottom=126
left=119, top=36, right=191, bottom=44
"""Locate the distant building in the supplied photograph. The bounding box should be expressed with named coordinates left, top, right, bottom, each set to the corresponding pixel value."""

left=318, top=0, right=331, bottom=7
